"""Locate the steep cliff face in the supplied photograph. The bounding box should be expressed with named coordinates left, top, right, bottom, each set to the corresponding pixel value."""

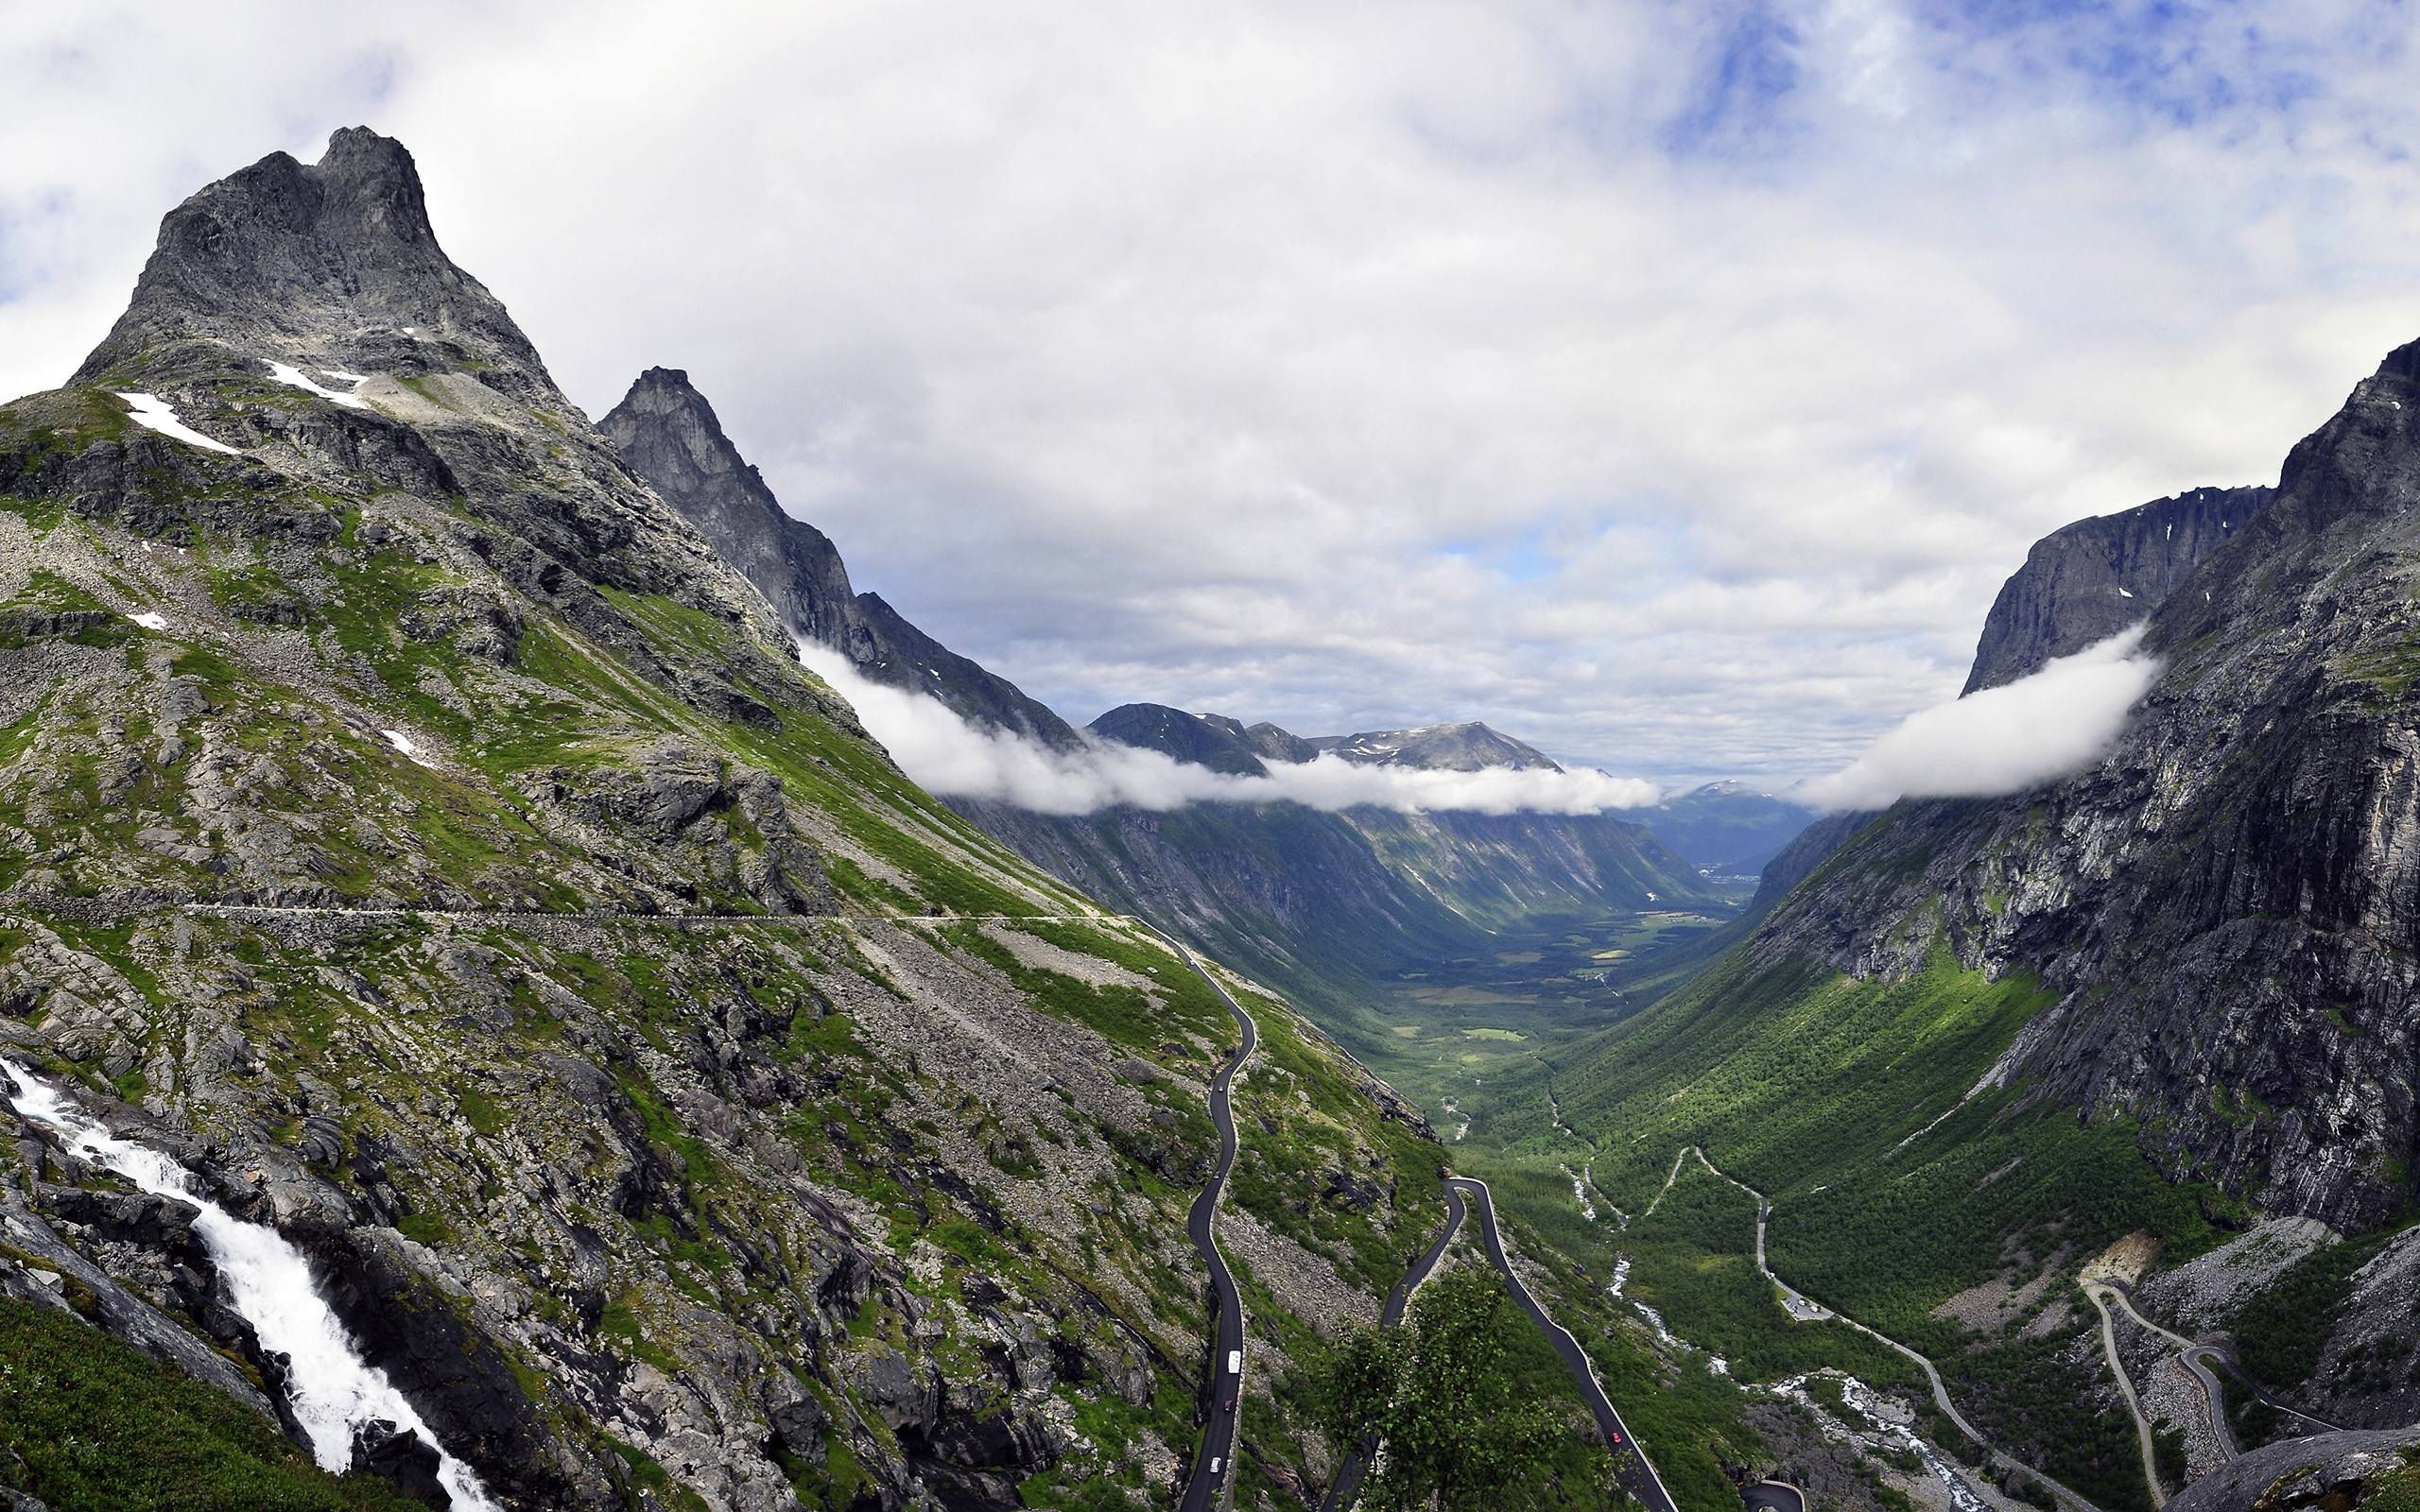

left=596, top=369, right=859, bottom=650
left=600, top=369, right=1080, bottom=751
left=1582, top=343, right=2420, bottom=1227
left=1962, top=483, right=2274, bottom=693
left=1744, top=346, right=2420, bottom=1231
left=0, top=129, right=1442, bottom=1512
left=1548, top=335, right=2420, bottom=1499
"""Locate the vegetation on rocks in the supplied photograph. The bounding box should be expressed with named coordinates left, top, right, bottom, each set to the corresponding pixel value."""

left=1296, top=1265, right=1615, bottom=1511
left=0, top=1297, right=427, bottom=1512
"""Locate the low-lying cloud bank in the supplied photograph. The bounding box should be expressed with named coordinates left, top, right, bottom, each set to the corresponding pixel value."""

left=798, top=643, right=1659, bottom=817
left=1795, top=628, right=2162, bottom=813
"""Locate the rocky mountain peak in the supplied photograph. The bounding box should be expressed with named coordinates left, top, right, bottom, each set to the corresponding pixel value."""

left=603, top=369, right=1088, bottom=749
left=1962, top=482, right=2273, bottom=694
left=72, top=126, right=550, bottom=392
left=1087, top=704, right=1270, bottom=775
left=1312, top=720, right=1562, bottom=773
left=603, top=369, right=786, bottom=535
left=1243, top=720, right=1321, bottom=765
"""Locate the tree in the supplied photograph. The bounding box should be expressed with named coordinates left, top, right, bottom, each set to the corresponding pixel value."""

left=1299, top=1265, right=1620, bottom=1510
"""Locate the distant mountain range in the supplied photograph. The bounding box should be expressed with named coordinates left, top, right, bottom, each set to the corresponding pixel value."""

left=605, top=370, right=1808, bottom=1015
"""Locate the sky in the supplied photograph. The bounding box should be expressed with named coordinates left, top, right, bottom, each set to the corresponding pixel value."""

left=4, top=2, right=2417, bottom=788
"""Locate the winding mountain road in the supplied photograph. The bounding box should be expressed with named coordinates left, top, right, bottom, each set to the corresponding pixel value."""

left=1150, top=926, right=1259, bottom=1512
left=2093, top=1278, right=2342, bottom=1452
left=1316, top=1185, right=1467, bottom=1512
left=1658, top=1146, right=2103, bottom=1512
left=1448, top=1176, right=1679, bottom=1512
left=2083, top=1283, right=2168, bottom=1507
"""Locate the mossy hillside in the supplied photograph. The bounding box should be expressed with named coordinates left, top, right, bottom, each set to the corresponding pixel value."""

left=0, top=1297, right=427, bottom=1512
left=6, top=904, right=1252, bottom=1508
left=1550, top=951, right=2223, bottom=1344
left=12, top=889, right=1446, bottom=1510
left=1225, top=980, right=1445, bottom=1297
left=1563, top=950, right=2056, bottom=1200
left=0, top=632, right=609, bottom=907
left=0, top=387, right=133, bottom=462
left=0, top=407, right=1085, bottom=918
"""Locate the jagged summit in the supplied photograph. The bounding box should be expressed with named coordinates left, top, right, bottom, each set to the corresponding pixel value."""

left=601, top=366, right=859, bottom=646
left=74, top=127, right=551, bottom=394
left=600, top=367, right=1086, bottom=749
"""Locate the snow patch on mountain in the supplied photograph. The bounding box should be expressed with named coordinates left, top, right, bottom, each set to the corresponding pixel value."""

left=267, top=360, right=372, bottom=410
left=114, top=392, right=240, bottom=455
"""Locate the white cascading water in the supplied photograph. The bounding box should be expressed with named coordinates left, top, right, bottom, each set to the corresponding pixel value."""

left=0, top=1057, right=504, bottom=1512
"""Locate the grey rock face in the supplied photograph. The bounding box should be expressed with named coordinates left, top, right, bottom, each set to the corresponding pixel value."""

left=847, top=590, right=1080, bottom=749
left=599, top=368, right=1083, bottom=751
left=1962, top=483, right=2274, bottom=693
left=1750, top=337, right=2420, bottom=1234
left=76, top=126, right=552, bottom=397
left=596, top=369, right=858, bottom=648
left=1243, top=722, right=1320, bottom=765
left=2168, top=1423, right=2420, bottom=1511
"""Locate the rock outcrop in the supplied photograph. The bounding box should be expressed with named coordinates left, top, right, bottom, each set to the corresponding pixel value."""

left=1962, top=483, right=2274, bottom=693
left=599, top=368, right=1081, bottom=750
left=2167, top=1425, right=2420, bottom=1512
left=1744, top=345, right=2420, bottom=1233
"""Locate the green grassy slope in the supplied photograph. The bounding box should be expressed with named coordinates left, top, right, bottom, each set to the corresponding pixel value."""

left=0, top=1298, right=428, bottom=1512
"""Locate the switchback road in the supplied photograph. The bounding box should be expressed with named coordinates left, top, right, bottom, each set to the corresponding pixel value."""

left=1665, top=1147, right=2102, bottom=1512
left=2097, top=1278, right=2341, bottom=1452
left=1152, top=927, right=1258, bottom=1512
left=1317, top=1184, right=1467, bottom=1512
left=2083, top=1282, right=2168, bottom=1507
left=1447, top=1176, right=1678, bottom=1512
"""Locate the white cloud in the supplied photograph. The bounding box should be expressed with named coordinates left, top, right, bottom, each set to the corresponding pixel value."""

left=2, top=5, right=2414, bottom=782
left=1794, top=628, right=2161, bottom=813
left=798, top=643, right=1658, bottom=816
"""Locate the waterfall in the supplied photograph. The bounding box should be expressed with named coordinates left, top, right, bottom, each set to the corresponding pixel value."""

left=0, top=1057, right=503, bottom=1512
